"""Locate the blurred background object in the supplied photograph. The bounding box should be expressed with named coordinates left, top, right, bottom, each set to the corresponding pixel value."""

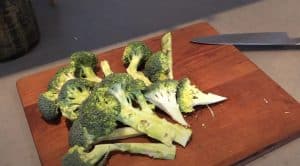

left=0, top=0, right=40, bottom=61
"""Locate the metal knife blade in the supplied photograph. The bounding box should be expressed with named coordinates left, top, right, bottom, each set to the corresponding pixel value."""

left=191, top=32, right=300, bottom=46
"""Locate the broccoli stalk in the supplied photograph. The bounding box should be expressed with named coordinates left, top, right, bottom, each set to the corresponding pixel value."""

left=177, top=78, right=227, bottom=113
left=161, top=32, right=173, bottom=79
left=100, top=60, right=113, bottom=76
left=57, top=79, right=94, bottom=121
left=69, top=120, right=142, bottom=149
left=62, top=143, right=176, bottom=166
left=70, top=51, right=102, bottom=83
left=109, top=84, right=191, bottom=146
left=122, top=42, right=152, bottom=86
left=144, top=80, right=188, bottom=126
left=37, top=90, right=60, bottom=120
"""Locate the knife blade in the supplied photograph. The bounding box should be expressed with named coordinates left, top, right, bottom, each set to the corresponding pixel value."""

left=191, top=32, right=300, bottom=46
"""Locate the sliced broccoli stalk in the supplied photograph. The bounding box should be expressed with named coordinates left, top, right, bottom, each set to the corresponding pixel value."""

left=109, top=84, right=191, bottom=146
left=62, top=143, right=176, bottom=166
left=70, top=51, right=102, bottom=83
left=177, top=78, right=227, bottom=113
left=161, top=32, right=173, bottom=79
left=122, top=42, right=152, bottom=86
left=48, top=65, right=76, bottom=91
left=100, top=60, right=113, bottom=76
left=144, top=80, right=188, bottom=126
left=69, top=120, right=143, bottom=149
left=57, top=79, right=94, bottom=121
left=37, top=90, right=60, bottom=121
left=144, top=51, right=171, bottom=82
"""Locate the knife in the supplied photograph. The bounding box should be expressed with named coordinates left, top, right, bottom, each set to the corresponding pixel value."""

left=191, top=32, right=300, bottom=46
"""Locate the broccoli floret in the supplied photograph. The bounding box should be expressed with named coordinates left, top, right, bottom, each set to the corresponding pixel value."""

left=122, top=42, right=152, bottom=86
left=57, top=79, right=94, bottom=121
left=79, top=86, right=120, bottom=138
left=161, top=32, right=173, bottom=79
left=100, top=73, right=154, bottom=114
left=177, top=78, right=227, bottom=113
left=69, top=120, right=142, bottom=149
left=62, top=143, right=176, bottom=166
left=100, top=60, right=113, bottom=76
left=144, top=51, right=172, bottom=82
left=144, top=80, right=188, bottom=126
left=108, top=83, right=191, bottom=146
left=48, top=65, right=76, bottom=91
left=70, top=51, right=101, bottom=83
left=37, top=90, right=60, bottom=121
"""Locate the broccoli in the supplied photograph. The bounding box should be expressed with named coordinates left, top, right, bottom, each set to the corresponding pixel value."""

left=122, top=42, right=152, bottom=86
left=108, top=83, right=191, bottom=146
left=69, top=120, right=142, bottom=149
left=100, top=73, right=154, bottom=114
left=79, top=86, right=120, bottom=138
left=62, top=143, right=176, bottom=166
left=144, top=51, right=172, bottom=82
left=161, top=32, right=173, bottom=79
left=37, top=90, right=60, bottom=121
left=100, top=60, right=113, bottom=76
left=177, top=78, right=227, bottom=113
left=57, top=79, right=95, bottom=121
left=70, top=51, right=102, bottom=83
left=48, top=65, right=76, bottom=91
left=144, top=80, right=188, bottom=126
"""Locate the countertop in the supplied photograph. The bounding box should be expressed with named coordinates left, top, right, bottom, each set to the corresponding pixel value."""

left=1, top=0, right=300, bottom=165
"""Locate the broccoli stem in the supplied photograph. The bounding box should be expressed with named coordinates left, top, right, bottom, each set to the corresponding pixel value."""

left=80, top=143, right=175, bottom=165
left=161, top=32, right=173, bottom=79
left=83, top=67, right=102, bottom=82
left=126, top=56, right=152, bottom=86
left=113, top=143, right=176, bottom=160
left=100, top=60, right=113, bottom=76
left=94, top=127, right=142, bottom=143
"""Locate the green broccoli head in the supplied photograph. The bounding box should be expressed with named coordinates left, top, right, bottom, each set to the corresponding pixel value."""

left=144, top=51, right=172, bottom=82
left=122, top=42, right=152, bottom=85
left=69, top=120, right=95, bottom=149
left=78, top=87, right=120, bottom=138
left=99, top=73, right=154, bottom=113
left=48, top=65, right=76, bottom=91
left=57, top=78, right=94, bottom=121
left=37, top=90, right=60, bottom=121
left=70, top=51, right=101, bottom=82
left=144, top=80, right=188, bottom=126
left=177, top=78, right=227, bottom=113
left=122, top=41, right=152, bottom=67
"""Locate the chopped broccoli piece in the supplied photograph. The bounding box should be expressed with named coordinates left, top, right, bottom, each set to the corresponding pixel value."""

left=69, top=120, right=142, bottom=149
left=177, top=78, right=227, bottom=113
left=70, top=51, right=101, bottom=82
left=144, top=51, right=172, bottom=82
left=37, top=90, right=60, bottom=121
left=100, top=60, right=113, bottom=76
left=62, top=143, right=176, bottom=166
left=48, top=65, right=76, bottom=91
left=161, top=32, right=173, bottom=79
left=144, top=80, right=188, bottom=126
left=100, top=73, right=154, bottom=114
left=122, top=42, right=152, bottom=85
left=109, top=83, right=191, bottom=146
left=57, top=79, right=94, bottom=121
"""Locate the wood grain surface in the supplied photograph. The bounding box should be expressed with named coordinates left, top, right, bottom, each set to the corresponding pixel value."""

left=16, top=22, right=300, bottom=166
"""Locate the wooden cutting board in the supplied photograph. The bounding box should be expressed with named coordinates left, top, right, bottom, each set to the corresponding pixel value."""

left=16, top=22, right=300, bottom=166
